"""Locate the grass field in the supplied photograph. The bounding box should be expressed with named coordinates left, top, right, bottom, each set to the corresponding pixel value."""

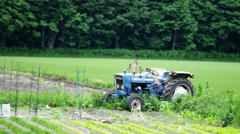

left=1, top=56, right=240, bottom=91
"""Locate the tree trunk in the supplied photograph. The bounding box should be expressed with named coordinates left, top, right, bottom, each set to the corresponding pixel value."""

left=237, top=38, right=240, bottom=53
left=41, top=27, right=45, bottom=49
left=115, top=39, right=129, bottom=49
left=48, top=31, right=58, bottom=49
left=0, top=34, right=6, bottom=46
left=214, top=38, right=218, bottom=51
left=172, top=30, right=177, bottom=50
left=0, top=26, right=6, bottom=46
left=115, top=39, right=119, bottom=49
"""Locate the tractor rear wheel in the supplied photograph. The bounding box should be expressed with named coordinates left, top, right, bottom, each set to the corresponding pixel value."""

left=163, top=78, right=194, bottom=101
left=126, top=94, right=143, bottom=111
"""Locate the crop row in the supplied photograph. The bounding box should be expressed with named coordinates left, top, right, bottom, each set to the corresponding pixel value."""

left=1, top=117, right=240, bottom=134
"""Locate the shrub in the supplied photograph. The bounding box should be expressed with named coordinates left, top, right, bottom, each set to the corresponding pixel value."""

left=1, top=47, right=240, bottom=61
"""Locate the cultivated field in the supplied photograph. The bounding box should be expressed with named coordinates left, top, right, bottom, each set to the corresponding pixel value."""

left=1, top=56, right=240, bottom=133
left=1, top=56, right=240, bottom=90
left=1, top=109, right=240, bottom=134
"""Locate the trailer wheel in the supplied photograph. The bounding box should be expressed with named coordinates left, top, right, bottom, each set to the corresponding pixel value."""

left=163, top=78, right=194, bottom=101
left=126, top=94, right=143, bottom=111
left=102, top=91, right=114, bottom=102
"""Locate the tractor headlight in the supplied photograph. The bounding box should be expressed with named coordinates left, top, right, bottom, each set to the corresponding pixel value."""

left=138, top=86, right=141, bottom=90
left=121, top=85, right=124, bottom=90
left=116, top=84, right=119, bottom=88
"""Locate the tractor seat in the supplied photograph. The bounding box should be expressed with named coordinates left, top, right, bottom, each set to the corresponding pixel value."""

left=158, top=72, right=169, bottom=82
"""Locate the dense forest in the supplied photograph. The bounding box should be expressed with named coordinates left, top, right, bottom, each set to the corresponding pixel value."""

left=0, top=0, right=240, bottom=53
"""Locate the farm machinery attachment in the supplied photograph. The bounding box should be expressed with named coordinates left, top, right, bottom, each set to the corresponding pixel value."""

left=102, top=56, right=195, bottom=111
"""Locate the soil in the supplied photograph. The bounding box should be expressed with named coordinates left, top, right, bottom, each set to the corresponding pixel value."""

left=0, top=71, right=78, bottom=95
left=7, top=107, right=180, bottom=126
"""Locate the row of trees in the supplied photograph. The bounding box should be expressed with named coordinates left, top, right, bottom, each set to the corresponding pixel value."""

left=0, top=0, right=240, bottom=53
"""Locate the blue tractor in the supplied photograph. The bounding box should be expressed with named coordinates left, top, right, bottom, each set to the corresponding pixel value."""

left=102, top=57, right=194, bottom=111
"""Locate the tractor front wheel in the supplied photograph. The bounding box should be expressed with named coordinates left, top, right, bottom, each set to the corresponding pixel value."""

left=126, top=94, right=143, bottom=111
left=102, top=91, right=114, bottom=102
left=163, top=78, right=194, bottom=101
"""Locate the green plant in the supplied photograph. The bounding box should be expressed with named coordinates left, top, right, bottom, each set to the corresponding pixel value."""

left=149, top=124, right=189, bottom=134
left=50, top=109, right=62, bottom=119
left=0, top=118, right=31, bottom=134
left=70, top=120, right=111, bottom=134
left=107, top=110, right=130, bottom=122
left=10, top=116, right=50, bottom=134
left=102, top=95, right=127, bottom=110
left=170, top=83, right=240, bottom=127
left=0, top=129, right=9, bottom=134
left=190, top=124, right=240, bottom=134
left=129, top=123, right=165, bottom=134
left=31, top=117, right=69, bottom=134
left=51, top=120, right=84, bottom=134
left=113, top=123, right=158, bottom=134
left=88, top=120, right=131, bottom=134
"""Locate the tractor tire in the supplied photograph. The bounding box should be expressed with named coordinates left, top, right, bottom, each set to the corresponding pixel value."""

left=126, top=94, right=143, bottom=111
left=102, top=91, right=114, bottom=102
left=163, top=78, right=194, bottom=101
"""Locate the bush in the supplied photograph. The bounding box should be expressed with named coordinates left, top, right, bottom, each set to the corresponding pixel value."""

left=1, top=47, right=240, bottom=61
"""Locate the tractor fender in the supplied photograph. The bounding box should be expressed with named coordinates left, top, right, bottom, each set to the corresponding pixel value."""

left=168, top=71, right=194, bottom=79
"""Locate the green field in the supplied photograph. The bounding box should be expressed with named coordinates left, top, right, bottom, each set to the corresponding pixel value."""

left=1, top=56, right=240, bottom=90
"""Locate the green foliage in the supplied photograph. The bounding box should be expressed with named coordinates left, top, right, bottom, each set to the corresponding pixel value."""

left=102, top=97, right=127, bottom=110
left=112, top=123, right=162, bottom=134
left=140, top=94, right=171, bottom=113
left=41, top=70, right=68, bottom=82
left=0, top=118, right=31, bottom=134
left=70, top=120, right=112, bottom=134
left=0, top=0, right=240, bottom=52
left=31, top=117, right=69, bottom=134
left=10, top=116, right=51, bottom=134
left=80, top=90, right=103, bottom=108
left=107, top=110, right=130, bottom=122
left=190, top=124, right=240, bottom=134
left=169, top=83, right=240, bottom=127
left=0, top=91, right=76, bottom=108
left=0, top=129, right=8, bottom=134
left=51, top=120, right=84, bottom=134
left=1, top=48, right=240, bottom=62
left=128, top=123, right=165, bottom=134
left=89, top=120, right=131, bottom=134
left=150, top=124, right=189, bottom=134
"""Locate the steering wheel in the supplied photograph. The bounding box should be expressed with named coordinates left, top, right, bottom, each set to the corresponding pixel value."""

left=151, top=70, right=159, bottom=76
left=147, top=68, right=159, bottom=76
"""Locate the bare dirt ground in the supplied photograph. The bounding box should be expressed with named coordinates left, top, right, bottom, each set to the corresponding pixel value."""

left=0, top=71, right=77, bottom=95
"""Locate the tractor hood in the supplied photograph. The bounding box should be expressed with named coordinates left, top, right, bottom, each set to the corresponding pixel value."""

left=114, top=72, right=154, bottom=83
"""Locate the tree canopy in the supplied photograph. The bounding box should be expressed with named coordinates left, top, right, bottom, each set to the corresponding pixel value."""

left=0, top=0, right=239, bottom=53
